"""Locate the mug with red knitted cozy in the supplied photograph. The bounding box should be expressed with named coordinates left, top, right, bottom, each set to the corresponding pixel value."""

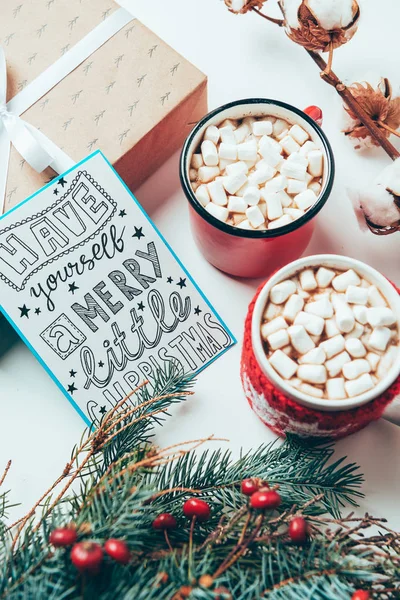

left=241, top=254, right=400, bottom=439
left=180, top=99, right=334, bottom=278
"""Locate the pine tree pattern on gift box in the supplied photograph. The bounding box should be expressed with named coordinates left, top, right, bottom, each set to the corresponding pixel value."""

left=1, top=0, right=205, bottom=210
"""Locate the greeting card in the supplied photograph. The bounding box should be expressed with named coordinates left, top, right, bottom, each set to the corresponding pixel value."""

left=0, top=151, right=235, bottom=425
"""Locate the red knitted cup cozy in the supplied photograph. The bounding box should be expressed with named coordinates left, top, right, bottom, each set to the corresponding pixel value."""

left=241, top=282, right=400, bottom=439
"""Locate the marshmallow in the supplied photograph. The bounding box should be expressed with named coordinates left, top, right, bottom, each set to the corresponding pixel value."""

left=205, top=203, right=229, bottom=222
left=219, top=126, right=236, bottom=145
left=280, top=135, right=300, bottom=155
left=345, top=338, right=367, bottom=358
left=234, top=123, right=250, bottom=144
left=270, top=280, right=297, bottom=304
left=368, top=327, right=392, bottom=352
left=343, top=359, right=371, bottom=380
left=344, top=321, right=364, bottom=340
left=244, top=186, right=261, bottom=206
left=259, top=137, right=282, bottom=167
left=287, top=152, right=308, bottom=167
left=332, top=269, right=361, bottom=292
left=366, top=352, right=380, bottom=371
left=276, top=190, right=292, bottom=208
left=266, top=193, right=283, bottom=220
left=367, top=307, right=396, bottom=327
left=237, top=219, right=253, bottom=230
left=284, top=207, right=305, bottom=219
left=263, top=175, right=288, bottom=194
left=308, top=150, right=323, bottom=177
left=267, top=328, right=290, bottom=350
left=294, top=189, right=317, bottom=210
left=201, top=140, right=219, bottom=167
left=316, top=267, right=335, bottom=288
left=367, top=285, right=386, bottom=307
left=204, top=125, right=220, bottom=145
left=298, top=347, right=326, bottom=365
left=288, top=325, right=315, bottom=354
left=326, top=351, right=351, bottom=377
left=261, top=316, right=288, bottom=339
left=191, top=154, right=204, bottom=169
left=353, top=305, right=368, bottom=325
left=223, top=172, right=248, bottom=195
left=246, top=205, right=265, bottom=228
left=308, top=181, right=322, bottom=196
left=305, top=297, right=333, bottom=319
left=325, top=318, right=340, bottom=338
left=332, top=296, right=355, bottom=333
left=248, top=168, right=274, bottom=185
left=263, top=303, right=282, bottom=321
left=273, top=119, right=288, bottom=136
left=237, top=141, right=258, bottom=162
left=283, top=294, right=304, bottom=322
left=326, top=378, right=346, bottom=399
left=287, top=179, right=307, bottom=194
left=299, top=269, right=318, bottom=291
left=297, top=364, right=327, bottom=384
left=226, top=161, right=248, bottom=176
left=268, top=215, right=292, bottom=229
left=269, top=349, right=298, bottom=379
left=280, top=161, right=307, bottom=180
left=252, top=120, right=273, bottom=136
left=198, top=166, right=220, bottom=183
left=208, top=180, right=228, bottom=206
left=377, top=346, right=398, bottom=379
left=219, top=159, right=234, bottom=172
left=195, top=185, right=210, bottom=207
left=345, top=373, right=374, bottom=397
left=297, top=382, right=324, bottom=398
left=299, top=140, right=317, bottom=156
left=289, top=124, right=309, bottom=145
left=320, top=334, right=346, bottom=359
left=219, top=143, right=238, bottom=161
left=345, top=285, right=368, bottom=305
left=294, top=311, right=325, bottom=336
left=228, top=196, right=247, bottom=213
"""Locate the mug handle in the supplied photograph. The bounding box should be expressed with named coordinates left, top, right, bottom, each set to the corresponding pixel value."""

left=304, top=105, right=323, bottom=127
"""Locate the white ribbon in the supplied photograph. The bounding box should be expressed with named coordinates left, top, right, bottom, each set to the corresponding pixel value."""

left=0, top=3, right=135, bottom=212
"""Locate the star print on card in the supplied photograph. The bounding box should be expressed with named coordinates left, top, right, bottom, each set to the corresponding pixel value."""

left=0, top=151, right=236, bottom=426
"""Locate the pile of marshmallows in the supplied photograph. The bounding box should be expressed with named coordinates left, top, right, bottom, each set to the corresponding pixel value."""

left=189, top=115, right=324, bottom=231
left=261, top=266, right=399, bottom=400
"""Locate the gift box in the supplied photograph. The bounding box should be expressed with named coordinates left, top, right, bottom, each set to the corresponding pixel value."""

left=0, top=0, right=208, bottom=212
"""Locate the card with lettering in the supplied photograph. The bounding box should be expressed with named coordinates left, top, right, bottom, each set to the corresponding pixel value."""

left=0, top=151, right=235, bottom=425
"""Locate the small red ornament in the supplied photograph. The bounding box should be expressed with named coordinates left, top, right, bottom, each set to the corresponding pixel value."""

left=250, top=489, right=281, bottom=510
left=183, top=498, right=211, bottom=522
left=152, top=513, right=177, bottom=530
left=304, top=105, right=323, bottom=127
left=104, top=539, right=131, bottom=565
left=351, top=592, right=370, bottom=600
left=49, top=527, right=77, bottom=548
left=70, top=541, right=103, bottom=573
left=288, top=516, right=308, bottom=544
left=241, top=478, right=259, bottom=496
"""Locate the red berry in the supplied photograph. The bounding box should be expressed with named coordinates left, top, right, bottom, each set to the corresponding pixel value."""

left=304, top=105, right=323, bottom=126
left=250, top=489, right=281, bottom=510
left=288, top=516, right=308, bottom=544
left=70, top=541, right=103, bottom=573
left=241, top=478, right=259, bottom=496
left=104, top=539, right=130, bottom=565
left=351, top=592, right=370, bottom=600
left=183, top=498, right=211, bottom=522
left=49, top=527, right=77, bottom=548
left=152, top=513, right=177, bottom=530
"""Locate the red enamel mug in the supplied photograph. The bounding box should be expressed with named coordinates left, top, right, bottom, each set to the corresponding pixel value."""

left=180, top=99, right=335, bottom=279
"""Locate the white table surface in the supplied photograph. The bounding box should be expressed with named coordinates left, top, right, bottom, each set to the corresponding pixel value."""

left=1, top=0, right=400, bottom=528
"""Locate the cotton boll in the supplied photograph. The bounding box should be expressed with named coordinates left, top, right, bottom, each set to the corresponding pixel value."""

left=358, top=184, right=400, bottom=227
left=347, top=188, right=369, bottom=231
left=308, top=0, right=356, bottom=29
left=282, top=0, right=302, bottom=28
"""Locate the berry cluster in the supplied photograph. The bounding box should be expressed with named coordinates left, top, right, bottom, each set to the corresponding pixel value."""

left=49, top=527, right=130, bottom=572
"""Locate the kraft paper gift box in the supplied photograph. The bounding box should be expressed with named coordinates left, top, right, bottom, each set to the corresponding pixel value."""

left=0, top=0, right=208, bottom=213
